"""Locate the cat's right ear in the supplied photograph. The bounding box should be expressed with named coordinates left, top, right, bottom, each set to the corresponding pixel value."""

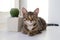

left=22, top=7, right=27, bottom=16
left=34, top=8, right=39, bottom=16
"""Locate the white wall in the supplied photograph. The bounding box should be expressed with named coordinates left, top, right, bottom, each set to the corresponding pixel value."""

left=0, top=0, right=19, bottom=31
left=19, top=0, right=27, bottom=16
left=27, top=0, right=48, bottom=23
left=49, top=0, right=60, bottom=24
left=0, top=12, right=10, bottom=23
left=0, top=12, right=10, bottom=31
left=0, top=0, right=15, bottom=12
left=0, top=0, right=20, bottom=23
left=15, top=0, right=19, bottom=9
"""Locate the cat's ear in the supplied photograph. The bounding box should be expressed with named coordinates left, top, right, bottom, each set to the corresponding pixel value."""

left=22, top=7, right=27, bottom=15
left=34, top=8, right=39, bottom=16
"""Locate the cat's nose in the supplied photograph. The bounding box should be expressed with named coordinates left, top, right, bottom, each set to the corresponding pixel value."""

left=29, top=18, right=32, bottom=21
left=30, top=20, right=33, bottom=23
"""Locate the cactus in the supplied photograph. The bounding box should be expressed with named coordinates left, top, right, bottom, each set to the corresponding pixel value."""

left=10, top=8, right=19, bottom=17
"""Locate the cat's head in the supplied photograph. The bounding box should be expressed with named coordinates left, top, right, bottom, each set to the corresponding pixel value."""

left=22, top=7, right=39, bottom=22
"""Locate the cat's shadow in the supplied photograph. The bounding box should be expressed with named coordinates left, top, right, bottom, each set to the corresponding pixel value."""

left=19, top=30, right=47, bottom=40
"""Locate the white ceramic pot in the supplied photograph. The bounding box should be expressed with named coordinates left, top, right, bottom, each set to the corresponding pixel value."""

left=7, top=17, right=18, bottom=32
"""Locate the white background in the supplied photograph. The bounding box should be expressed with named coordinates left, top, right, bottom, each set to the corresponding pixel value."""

left=0, top=0, right=60, bottom=40
left=27, top=0, right=48, bottom=23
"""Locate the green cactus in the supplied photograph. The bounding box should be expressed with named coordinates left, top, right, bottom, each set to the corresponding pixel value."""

left=10, top=8, right=19, bottom=17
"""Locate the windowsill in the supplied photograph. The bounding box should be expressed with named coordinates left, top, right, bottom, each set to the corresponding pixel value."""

left=0, top=12, right=9, bottom=13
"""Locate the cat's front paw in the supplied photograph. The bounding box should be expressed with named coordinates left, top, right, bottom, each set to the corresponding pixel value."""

left=28, top=31, right=34, bottom=36
left=29, top=33, right=34, bottom=36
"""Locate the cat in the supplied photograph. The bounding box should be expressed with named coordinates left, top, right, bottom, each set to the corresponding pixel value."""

left=20, top=7, right=59, bottom=36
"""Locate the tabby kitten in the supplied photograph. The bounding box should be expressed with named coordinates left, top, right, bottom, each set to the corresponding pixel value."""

left=21, top=8, right=47, bottom=36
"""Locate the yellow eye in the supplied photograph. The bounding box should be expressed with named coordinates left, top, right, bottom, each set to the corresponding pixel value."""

left=26, top=18, right=29, bottom=20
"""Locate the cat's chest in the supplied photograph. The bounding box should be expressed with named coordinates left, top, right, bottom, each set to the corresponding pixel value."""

left=27, top=25, right=34, bottom=30
left=24, top=21, right=35, bottom=30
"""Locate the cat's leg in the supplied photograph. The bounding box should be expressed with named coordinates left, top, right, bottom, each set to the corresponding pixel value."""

left=41, top=22, right=47, bottom=31
left=29, top=27, right=42, bottom=36
left=41, top=26, right=46, bottom=31
left=22, top=25, right=29, bottom=34
left=39, top=17, right=47, bottom=31
left=29, top=30, right=42, bottom=36
left=22, top=28, right=29, bottom=34
left=41, top=20, right=47, bottom=31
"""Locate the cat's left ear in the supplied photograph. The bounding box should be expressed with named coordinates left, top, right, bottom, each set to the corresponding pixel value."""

left=22, top=7, right=27, bottom=16
left=34, top=8, right=39, bottom=16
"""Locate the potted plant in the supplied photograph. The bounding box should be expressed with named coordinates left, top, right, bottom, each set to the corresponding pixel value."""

left=7, top=8, right=19, bottom=32
left=10, top=8, right=19, bottom=17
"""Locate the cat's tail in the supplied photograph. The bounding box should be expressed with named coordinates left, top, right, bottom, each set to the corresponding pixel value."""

left=47, top=23, right=59, bottom=26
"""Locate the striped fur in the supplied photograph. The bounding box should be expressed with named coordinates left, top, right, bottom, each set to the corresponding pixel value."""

left=21, top=8, right=47, bottom=36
